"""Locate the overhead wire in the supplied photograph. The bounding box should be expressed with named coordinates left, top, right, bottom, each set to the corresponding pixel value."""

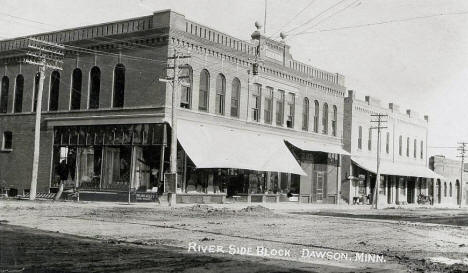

left=292, top=0, right=361, bottom=36
left=291, top=10, right=468, bottom=37
left=267, top=0, right=317, bottom=39
left=284, top=0, right=349, bottom=35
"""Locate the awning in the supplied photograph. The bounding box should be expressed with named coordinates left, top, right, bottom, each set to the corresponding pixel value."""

left=286, top=138, right=350, bottom=155
left=177, top=120, right=306, bottom=175
left=351, top=156, right=443, bottom=179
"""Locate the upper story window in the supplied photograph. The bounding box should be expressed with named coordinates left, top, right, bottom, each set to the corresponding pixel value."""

left=89, top=66, right=101, bottom=109
left=399, top=135, right=403, bottom=155
left=2, top=131, right=12, bottom=150
left=386, top=132, right=390, bottom=154
left=358, top=126, right=362, bottom=149
left=113, top=64, right=125, bottom=108
left=215, top=73, right=226, bottom=115
left=180, top=65, right=192, bottom=109
left=332, top=105, right=337, bottom=136
left=368, top=128, right=372, bottom=151
left=0, top=76, right=10, bottom=113
left=302, top=97, right=309, bottom=131
left=251, top=84, right=261, bottom=122
left=322, top=103, right=328, bottom=134
left=264, top=87, right=273, bottom=124
left=230, top=77, right=240, bottom=117
left=413, top=139, right=417, bottom=158
left=49, top=71, right=60, bottom=111
left=420, top=140, right=424, bottom=159
left=275, top=90, right=284, bottom=126
left=33, top=73, right=40, bottom=112
left=14, top=74, right=24, bottom=113
left=406, top=137, right=410, bottom=157
left=70, top=68, right=82, bottom=110
left=313, top=100, right=319, bottom=133
left=286, top=93, right=295, bottom=128
left=198, top=69, right=209, bottom=111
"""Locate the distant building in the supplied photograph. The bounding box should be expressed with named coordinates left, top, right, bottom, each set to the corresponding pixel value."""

left=430, top=155, right=468, bottom=206
left=341, top=90, right=439, bottom=206
left=0, top=10, right=349, bottom=203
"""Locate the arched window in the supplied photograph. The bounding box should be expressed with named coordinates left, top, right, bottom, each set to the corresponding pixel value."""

left=449, top=182, right=452, bottom=197
left=413, top=139, right=417, bottom=158
left=215, top=73, right=226, bottom=115
left=180, top=65, right=192, bottom=109
left=386, top=132, right=390, bottom=153
left=358, top=126, right=362, bottom=149
left=113, top=64, right=125, bottom=108
left=89, top=67, right=101, bottom=109
left=0, top=76, right=9, bottom=113
left=199, top=69, right=209, bottom=111
left=302, top=98, right=309, bottom=131
left=230, top=78, right=240, bottom=117
left=322, top=102, right=328, bottom=134
left=14, top=74, right=24, bottom=113
left=399, top=136, right=403, bottom=155
left=444, top=182, right=447, bottom=197
left=33, top=73, right=40, bottom=112
left=406, top=137, right=410, bottom=157
left=368, top=128, right=372, bottom=150
left=332, top=105, right=337, bottom=136
left=313, top=100, right=319, bottom=133
left=70, top=68, right=82, bottom=110
left=456, top=180, right=460, bottom=204
left=49, top=71, right=60, bottom=111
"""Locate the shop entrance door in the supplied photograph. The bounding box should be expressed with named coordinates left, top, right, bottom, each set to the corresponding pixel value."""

left=132, top=146, right=150, bottom=191
left=407, top=180, right=415, bottom=203
left=315, top=172, right=324, bottom=202
left=387, top=180, right=392, bottom=204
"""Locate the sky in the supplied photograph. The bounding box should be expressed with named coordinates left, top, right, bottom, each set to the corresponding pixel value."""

left=1, top=0, right=467, bottom=159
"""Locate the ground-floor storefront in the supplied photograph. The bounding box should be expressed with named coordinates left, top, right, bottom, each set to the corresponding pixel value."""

left=343, top=157, right=440, bottom=206
left=51, top=123, right=168, bottom=201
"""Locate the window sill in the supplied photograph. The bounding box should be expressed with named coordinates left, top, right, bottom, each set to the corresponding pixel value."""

left=0, top=148, right=13, bottom=153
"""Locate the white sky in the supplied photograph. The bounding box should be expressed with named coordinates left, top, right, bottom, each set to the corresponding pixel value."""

left=1, top=0, right=467, bottom=159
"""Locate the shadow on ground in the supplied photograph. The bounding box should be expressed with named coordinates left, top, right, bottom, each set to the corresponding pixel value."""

left=0, top=224, right=392, bottom=273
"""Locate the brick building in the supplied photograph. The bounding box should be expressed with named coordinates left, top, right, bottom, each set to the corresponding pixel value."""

left=0, top=10, right=349, bottom=203
left=341, top=90, right=441, bottom=206
left=429, top=155, right=468, bottom=206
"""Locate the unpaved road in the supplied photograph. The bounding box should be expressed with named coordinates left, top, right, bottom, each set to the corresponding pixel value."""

left=0, top=200, right=467, bottom=273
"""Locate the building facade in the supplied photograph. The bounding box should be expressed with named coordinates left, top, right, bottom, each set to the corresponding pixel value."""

left=341, top=90, right=439, bottom=206
left=0, top=10, right=349, bottom=203
left=430, top=155, right=468, bottom=206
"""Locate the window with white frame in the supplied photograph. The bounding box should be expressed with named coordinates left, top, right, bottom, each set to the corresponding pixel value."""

left=2, top=131, right=12, bottom=150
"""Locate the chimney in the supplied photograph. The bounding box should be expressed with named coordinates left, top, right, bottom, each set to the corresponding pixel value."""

left=347, top=90, right=355, bottom=99
left=389, top=103, right=400, bottom=112
left=424, top=115, right=429, bottom=122
left=365, top=96, right=381, bottom=106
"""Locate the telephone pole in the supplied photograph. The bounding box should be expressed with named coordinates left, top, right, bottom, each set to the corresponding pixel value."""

left=457, top=142, right=466, bottom=208
left=370, top=113, right=388, bottom=209
left=23, top=38, right=64, bottom=201
left=159, top=49, right=190, bottom=203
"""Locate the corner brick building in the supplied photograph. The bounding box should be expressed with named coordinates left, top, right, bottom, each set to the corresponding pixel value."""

left=0, top=10, right=352, bottom=203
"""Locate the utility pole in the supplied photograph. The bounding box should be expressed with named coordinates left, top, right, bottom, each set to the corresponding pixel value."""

left=457, top=142, right=466, bottom=208
left=159, top=49, right=190, bottom=204
left=23, top=38, right=64, bottom=201
left=370, top=113, right=388, bottom=209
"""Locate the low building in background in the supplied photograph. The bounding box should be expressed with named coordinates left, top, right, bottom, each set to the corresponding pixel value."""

left=429, top=155, right=468, bottom=206
left=341, top=90, right=441, bottom=206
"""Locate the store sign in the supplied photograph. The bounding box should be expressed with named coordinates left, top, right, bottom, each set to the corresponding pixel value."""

left=54, top=123, right=168, bottom=146
left=134, top=192, right=158, bottom=202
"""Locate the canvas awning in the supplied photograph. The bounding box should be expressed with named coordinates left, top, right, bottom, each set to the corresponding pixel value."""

left=286, top=138, right=350, bottom=155
left=177, top=120, right=306, bottom=175
left=351, top=156, right=443, bottom=179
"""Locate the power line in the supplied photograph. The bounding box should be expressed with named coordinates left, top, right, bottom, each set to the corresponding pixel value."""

left=292, top=10, right=468, bottom=37
left=292, top=0, right=361, bottom=36
left=267, top=0, right=317, bottom=39
left=285, top=0, right=350, bottom=35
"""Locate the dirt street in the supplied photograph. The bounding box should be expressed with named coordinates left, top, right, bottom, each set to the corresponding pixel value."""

left=0, top=200, right=467, bottom=273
